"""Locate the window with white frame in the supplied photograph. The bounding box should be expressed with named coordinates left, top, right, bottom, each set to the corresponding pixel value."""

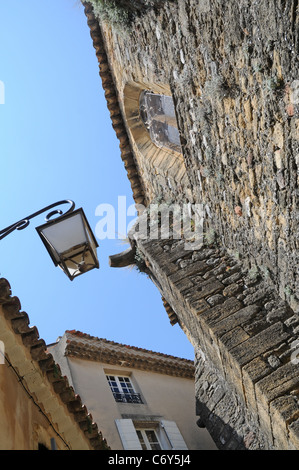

left=136, top=428, right=162, bottom=450
left=115, top=419, right=188, bottom=450
left=106, top=375, right=143, bottom=404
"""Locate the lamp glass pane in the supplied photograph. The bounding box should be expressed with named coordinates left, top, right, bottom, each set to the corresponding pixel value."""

left=39, top=213, right=87, bottom=255
left=63, top=248, right=96, bottom=278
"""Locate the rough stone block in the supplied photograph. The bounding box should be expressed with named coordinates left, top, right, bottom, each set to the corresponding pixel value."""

left=222, top=283, right=244, bottom=297
left=242, top=357, right=273, bottom=413
left=168, top=259, right=211, bottom=284
left=206, top=294, right=225, bottom=306
left=188, top=279, right=224, bottom=302
left=229, top=322, right=290, bottom=367
left=174, top=277, right=194, bottom=294
left=213, top=304, right=260, bottom=337
left=255, top=362, right=299, bottom=409
left=217, top=342, right=245, bottom=401
left=270, top=396, right=299, bottom=449
left=200, top=334, right=225, bottom=376
left=187, top=298, right=210, bottom=316
left=220, top=326, right=250, bottom=350
left=288, top=419, right=299, bottom=449
left=200, top=297, right=243, bottom=328
left=221, top=272, right=242, bottom=285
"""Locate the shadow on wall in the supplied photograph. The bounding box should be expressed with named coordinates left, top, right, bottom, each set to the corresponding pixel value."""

left=195, top=353, right=268, bottom=451
left=196, top=401, right=256, bottom=451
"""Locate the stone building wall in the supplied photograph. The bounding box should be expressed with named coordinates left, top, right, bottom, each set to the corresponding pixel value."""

left=84, top=0, right=299, bottom=450
left=129, top=222, right=299, bottom=449
left=90, top=0, right=298, bottom=309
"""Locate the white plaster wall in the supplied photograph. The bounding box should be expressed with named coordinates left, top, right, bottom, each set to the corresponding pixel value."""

left=65, top=356, right=217, bottom=450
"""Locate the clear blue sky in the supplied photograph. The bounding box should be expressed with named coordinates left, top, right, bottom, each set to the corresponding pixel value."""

left=0, top=0, right=194, bottom=361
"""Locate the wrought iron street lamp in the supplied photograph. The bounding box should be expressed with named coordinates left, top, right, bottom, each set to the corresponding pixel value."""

left=0, top=200, right=99, bottom=280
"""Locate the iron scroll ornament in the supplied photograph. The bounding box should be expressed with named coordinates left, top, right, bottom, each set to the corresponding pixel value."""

left=0, top=200, right=76, bottom=240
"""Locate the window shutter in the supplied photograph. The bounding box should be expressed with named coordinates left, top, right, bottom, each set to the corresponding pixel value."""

left=160, top=420, right=188, bottom=450
left=115, top=419, right=142, bottom=450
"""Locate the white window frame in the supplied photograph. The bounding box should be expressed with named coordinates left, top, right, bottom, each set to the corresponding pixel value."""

left=115, top=419, right=188, bottom=450
left=136, top=428, right=162, bottom=450
left=106, top=374, right=143, bottom=404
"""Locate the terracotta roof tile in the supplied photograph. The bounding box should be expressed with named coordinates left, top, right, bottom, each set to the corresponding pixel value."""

left=0, top=278, right=110, bottom=450
left=63, top=330, right=194, bottom=379
left=83, top=2, right=147, bottom=207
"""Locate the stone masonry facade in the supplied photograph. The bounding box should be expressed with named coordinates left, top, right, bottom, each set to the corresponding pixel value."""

left=83, top=0, right=299, bottom=450
left=89, top=0, right=299, bottom=311
left=129, top=224, right=299, bottom=449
